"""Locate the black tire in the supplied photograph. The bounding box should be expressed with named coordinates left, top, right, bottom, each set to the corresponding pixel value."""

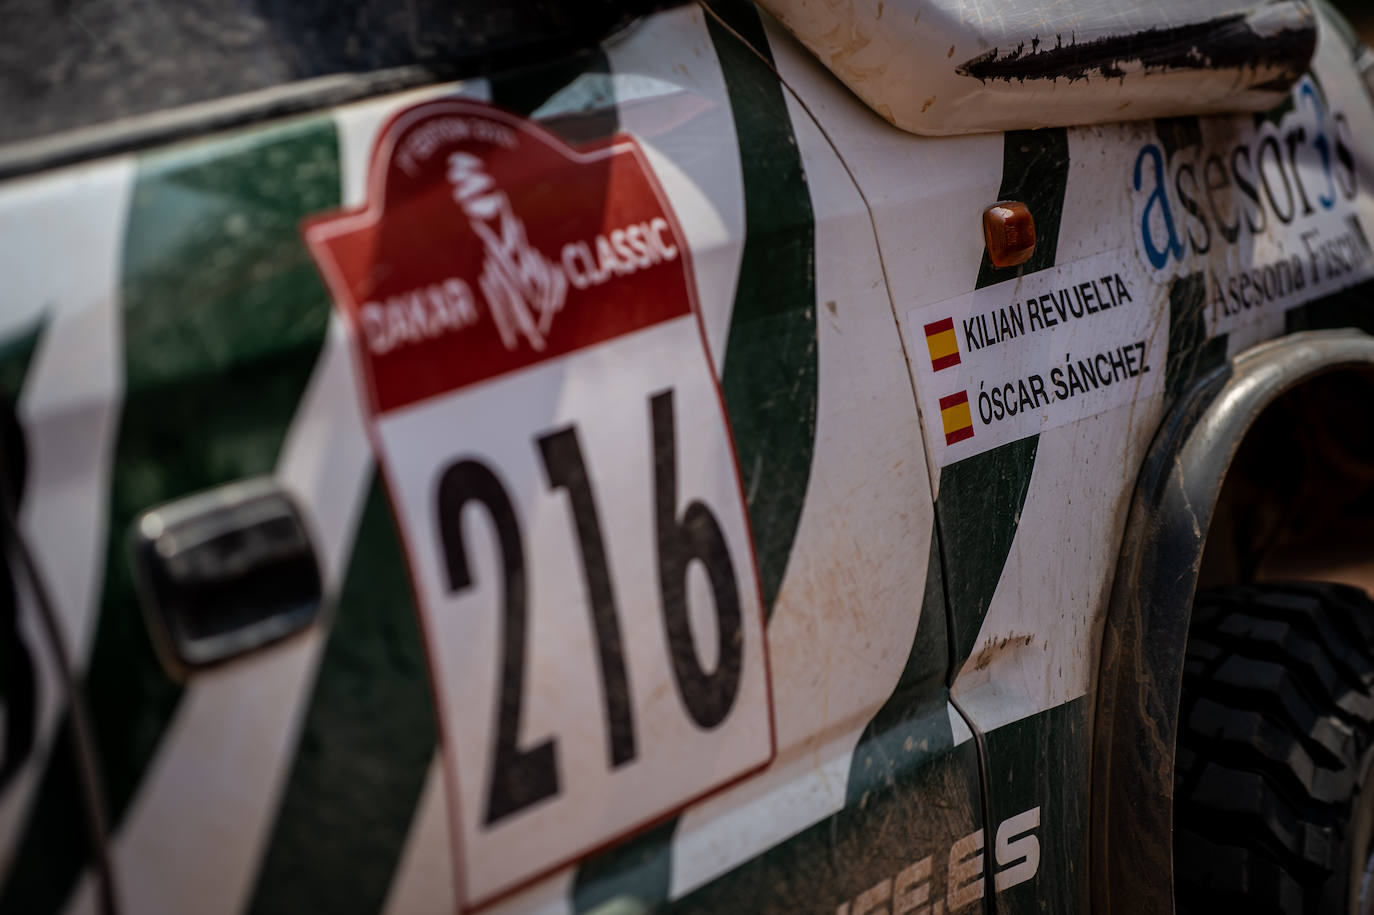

left=1174, top=582, right=1374, bottom=915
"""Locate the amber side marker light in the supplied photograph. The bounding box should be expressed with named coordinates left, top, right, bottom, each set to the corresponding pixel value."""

left=983, top=201, right=1036, bottom=268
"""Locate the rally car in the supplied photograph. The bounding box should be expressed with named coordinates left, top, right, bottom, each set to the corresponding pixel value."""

left=3, top=0, right=1374, bottom=913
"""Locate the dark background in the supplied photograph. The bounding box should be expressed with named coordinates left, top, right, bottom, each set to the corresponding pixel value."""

left=1332, top=0, right=1374, bottom=43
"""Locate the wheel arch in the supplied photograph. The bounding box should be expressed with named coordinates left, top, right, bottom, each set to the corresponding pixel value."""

left=1090, top=327, right=1374, bottom=915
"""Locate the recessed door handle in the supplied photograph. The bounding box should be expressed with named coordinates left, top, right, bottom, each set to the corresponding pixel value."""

left=131, top=478, right=323, bottom=678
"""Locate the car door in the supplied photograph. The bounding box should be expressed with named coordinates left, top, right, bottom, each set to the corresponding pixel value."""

left=0, top=2, right=987, bottom=913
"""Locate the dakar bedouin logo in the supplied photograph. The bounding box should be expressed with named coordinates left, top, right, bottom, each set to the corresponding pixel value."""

left=445, top=150, right=568, bottom=352
left=441, top=150, right=681, bottom=354
left=356, top=140, right=683, bottom=358
left=303, top=97, right=697, bottom=414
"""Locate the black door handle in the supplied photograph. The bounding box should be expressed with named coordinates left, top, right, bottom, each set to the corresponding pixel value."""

left=131, top=478, right=323, bottom=678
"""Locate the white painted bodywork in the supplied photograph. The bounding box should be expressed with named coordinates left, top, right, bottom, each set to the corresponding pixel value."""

left=0, top=1, right=1372, bottom=913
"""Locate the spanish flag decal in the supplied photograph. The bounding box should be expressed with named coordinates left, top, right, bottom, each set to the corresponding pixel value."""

left=923, top=317, right=960, bottom=371
left=939, top=391, right=974, bottom=445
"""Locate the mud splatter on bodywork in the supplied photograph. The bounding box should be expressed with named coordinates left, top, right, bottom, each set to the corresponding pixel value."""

left=957, top=8, right=1316, bottom=88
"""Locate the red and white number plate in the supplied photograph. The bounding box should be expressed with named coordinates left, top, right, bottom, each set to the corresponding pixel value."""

left=305, top=99, right=774, bottom=909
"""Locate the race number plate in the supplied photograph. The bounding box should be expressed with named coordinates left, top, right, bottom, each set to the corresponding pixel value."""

left=305, top=99, right=774, bottom=909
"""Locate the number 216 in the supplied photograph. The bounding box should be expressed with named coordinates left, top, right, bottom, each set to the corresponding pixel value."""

left=435, top=389, right=745, bottom=826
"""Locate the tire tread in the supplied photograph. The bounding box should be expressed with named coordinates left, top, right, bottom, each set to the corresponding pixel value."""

left=1175, top=582, right=1374, bottom=914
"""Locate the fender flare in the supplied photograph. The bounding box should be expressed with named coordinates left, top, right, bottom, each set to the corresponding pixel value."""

left=1090, top=328, right=1374, bottom=915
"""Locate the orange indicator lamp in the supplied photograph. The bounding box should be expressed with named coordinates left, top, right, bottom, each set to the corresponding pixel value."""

left=983, top=201, right=1036, bottom=269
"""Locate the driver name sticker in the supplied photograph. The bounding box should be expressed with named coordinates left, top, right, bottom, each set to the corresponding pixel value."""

left=305, top=98, right=774, bottom=910
left=902, top=249, right=1170, bottom=467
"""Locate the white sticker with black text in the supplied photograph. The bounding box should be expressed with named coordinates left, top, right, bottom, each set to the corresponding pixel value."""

left=902, top=249, right=1169, bottom=467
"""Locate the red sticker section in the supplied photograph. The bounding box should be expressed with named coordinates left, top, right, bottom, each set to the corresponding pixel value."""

left=305, top=98, right=774, bottom=912
left=306, top=101, right=692, bottom=414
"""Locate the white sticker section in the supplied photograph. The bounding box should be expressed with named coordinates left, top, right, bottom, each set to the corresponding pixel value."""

left=0, top=155, right=133, bottom=875
left=63, top=89, right=496, bottom=915
left=379, top=315, right=771, bottom=907
left=669, top=71, right=938, bottom=897
left=613, top=4, right=746, bottom=373
left=903, top=249, right=1169, bottom=468
left=66, top=320, right=375, bottom=915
